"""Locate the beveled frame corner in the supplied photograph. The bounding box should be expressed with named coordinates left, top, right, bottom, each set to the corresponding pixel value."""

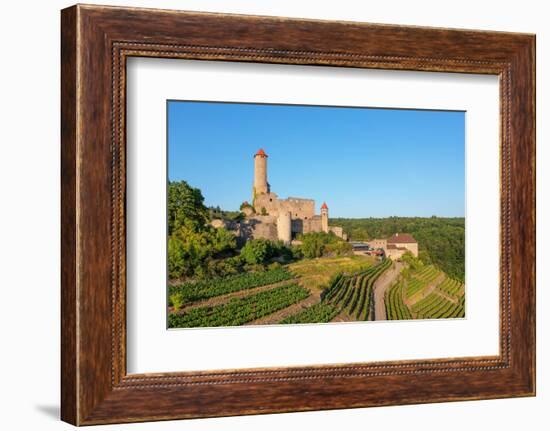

left=61, top=4, right=535, bottom=425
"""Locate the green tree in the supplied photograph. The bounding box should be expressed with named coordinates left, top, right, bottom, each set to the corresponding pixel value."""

left=240, top=239, right=274, bottom=265
left=168, top=180, right=209, bottom=234
left=168, top=221, right=237, bottom=279
left=298, top=232, right=351, bottom=258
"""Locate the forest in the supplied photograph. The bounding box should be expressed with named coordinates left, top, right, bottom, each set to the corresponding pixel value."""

left=331, top=217, right=465, bottom=281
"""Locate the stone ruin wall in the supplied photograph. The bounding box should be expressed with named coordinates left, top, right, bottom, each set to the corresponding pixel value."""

left=329, top=226, right=345, bottom=239
left=301, top=216, right=323, bottom=234
left=253, top=193, right=280, bottom=215
left=253, top=194, right=315, bottom=220
left=238, top=215, right=278, bottom=242
left=278, top=198, right=315, bottom=220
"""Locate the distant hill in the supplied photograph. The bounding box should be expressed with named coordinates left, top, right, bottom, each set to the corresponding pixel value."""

left=331, top=217, right=465, bottom=281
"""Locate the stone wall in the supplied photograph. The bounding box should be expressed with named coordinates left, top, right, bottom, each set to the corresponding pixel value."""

left=279, top=197, right=315, bottom=219
left=254, top=193, right=315, bottom=220
left=387, top=247, right=407, bottom=261
left=239, top=215, right=278, bottom=241
left=391, top=242, right=418, bottom=257
left=302, top=216, right=322, bottom=234
left=254, top=192, right=280, bottom=215
left=329, top=226, right=347, bottom=240
left=367, top=239, right=388, bottom=250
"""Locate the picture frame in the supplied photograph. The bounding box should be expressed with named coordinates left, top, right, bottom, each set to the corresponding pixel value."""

left=60, top=4, right=535, bottom=425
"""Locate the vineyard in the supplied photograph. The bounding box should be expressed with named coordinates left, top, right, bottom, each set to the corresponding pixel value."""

left=320, top=258, right=392, bottom=320
left=385, top=264, right=465, bottom=320
left=385, top=280, right=412, bottom=320
left=167, top=254, right=465, bottom=329
left=168, top=283, right=309, bottom=328
left=279, top=303, right=339, bottom=324
left=168, top=267, right=294, bottom=306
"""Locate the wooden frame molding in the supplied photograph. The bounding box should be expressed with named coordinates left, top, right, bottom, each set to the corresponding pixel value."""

left=61, top=4, right=535, bottom=425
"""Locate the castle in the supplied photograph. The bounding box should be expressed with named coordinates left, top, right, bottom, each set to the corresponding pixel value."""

left=212, top=149, right=346, bottom=244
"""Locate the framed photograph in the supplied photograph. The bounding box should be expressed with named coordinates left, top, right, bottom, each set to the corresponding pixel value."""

left=61, top=4, right=535, bottom=425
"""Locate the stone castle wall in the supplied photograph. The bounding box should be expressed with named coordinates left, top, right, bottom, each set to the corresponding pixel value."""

left=239, top=215, right=278, bottom=241
left=254, top=193, right=315, bottom=220
left=279, top=198, right=315, bottom=219
left=253, top=192, right=279, bottom=215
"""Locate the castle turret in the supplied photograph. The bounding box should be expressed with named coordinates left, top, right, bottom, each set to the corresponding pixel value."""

left=253, top=148, right=269, bottom=200
left=277, top=211, right=292, bottom=245
left=321, top=202, right=329, bottom=233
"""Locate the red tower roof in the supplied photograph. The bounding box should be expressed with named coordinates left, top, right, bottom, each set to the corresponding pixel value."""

left=255, top=148, right=268, bottom=157
left=321, top=202, right=328, bottom=210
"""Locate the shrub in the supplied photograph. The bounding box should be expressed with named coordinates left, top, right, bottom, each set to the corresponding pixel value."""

left=268, top=261, right=282, bottom=271
left=298, top=231, right=350, bottom=258
left=240, top=239, right=273, bottom=265
left=169, top=292, right=185, bottom=311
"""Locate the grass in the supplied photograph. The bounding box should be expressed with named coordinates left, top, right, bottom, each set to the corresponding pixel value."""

left=288, top=255, right=376, bottom=291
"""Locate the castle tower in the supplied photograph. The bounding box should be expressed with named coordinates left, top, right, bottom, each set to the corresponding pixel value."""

left=253, top=148, right=269, bottom=200
left=321, top=202, right=329, bottom=233
left=277, top=211, right=292, bottom=244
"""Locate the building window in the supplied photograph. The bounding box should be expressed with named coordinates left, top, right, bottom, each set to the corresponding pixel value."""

left=269, top=198, right=272, bottom=202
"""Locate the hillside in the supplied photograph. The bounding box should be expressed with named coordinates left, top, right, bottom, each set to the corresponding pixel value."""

left=331, top=217, right=465, bottom=281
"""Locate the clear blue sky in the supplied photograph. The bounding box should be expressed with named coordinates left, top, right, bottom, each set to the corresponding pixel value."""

left=168, top=101, right=465, bottom=218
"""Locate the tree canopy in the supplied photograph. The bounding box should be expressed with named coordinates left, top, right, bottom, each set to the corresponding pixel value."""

left=297, top=232, right=352, bottom=259
left=168, top=180, right=209, bottom=235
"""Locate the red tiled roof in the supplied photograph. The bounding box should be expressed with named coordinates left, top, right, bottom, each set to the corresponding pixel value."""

left=321, top=202, right=328, bottom=210
left=255, top=148, right=268, bottom=157
left=387, top=233, right=417, bottom=244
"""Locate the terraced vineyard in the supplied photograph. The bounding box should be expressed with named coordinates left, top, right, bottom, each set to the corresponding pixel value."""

left=385, top=280, right=413, bottom=320
left=437, top=277, right=464, bottom=297
left=168, top=267, right=294, bottom=306
left=166, top=253, right=464, bottom=328
left=385, top=265, right=465, bottom=321
left=411, top=290, right=465, bottom=319
left=168, top=283, right=309, bottom=328
left=405, top=265, right=440, bottom=299
left=320, top=258, right=392, bottom=320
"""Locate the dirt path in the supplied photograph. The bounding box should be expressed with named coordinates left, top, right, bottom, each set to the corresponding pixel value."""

left=331, top=308, right=354, bottom=323
left=373, top=261, right=405, bottom=321
left=434, top=288, right=459, bottom=304
left=178, top=279, right=297, bottom=312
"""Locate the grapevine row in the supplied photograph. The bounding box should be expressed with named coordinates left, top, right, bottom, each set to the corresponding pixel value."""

left=279, top=303, right=339, bottom=324
left=169, top=267, right=294, bottom=305
left=323, top=259, right=391, bottom=321
left=168, top=283, right=309, bottom=328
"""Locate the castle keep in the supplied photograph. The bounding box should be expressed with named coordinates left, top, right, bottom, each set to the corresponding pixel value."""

left=214, top=149, right=346, bottom=244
